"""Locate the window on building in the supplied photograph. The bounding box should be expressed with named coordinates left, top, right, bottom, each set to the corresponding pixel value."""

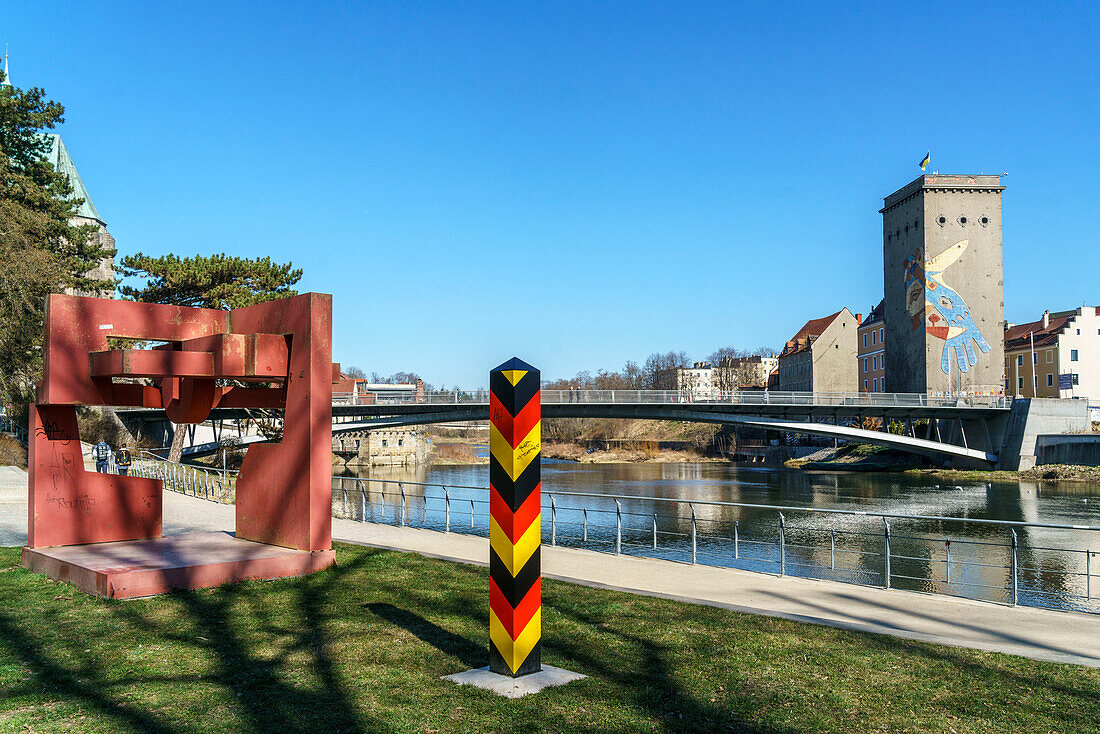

left=1071, top=350, right=1079, bottom=361
left=398, top=438, right=403, bottom=447
left=1018, top=376, right=1024, bottom=390
left=863, top=379, right=869, bottom=390
left=863, top=357, right=868, bottom=372
left=1016, top=355, right=1023, bottom=366
left=871, top=330, right=877, bottom=345
left=381, top=439, right=387, bottom=447
left=1047, top=351, right=1053, bottom=363
left=863, top=333, right=867, bottom=348
left=1047, top=374, right=1054, bottom=387
left=1076, top=329, right=1081, bottom=335
left=1033, top=353, right=1038, bottom=364
left=879, top=327, right=884, bottom=342
left=873, top=355, right=878, bottom=370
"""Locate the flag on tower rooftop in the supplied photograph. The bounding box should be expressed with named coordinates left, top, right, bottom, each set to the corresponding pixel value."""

left=920, top=151, right=931, bottom=171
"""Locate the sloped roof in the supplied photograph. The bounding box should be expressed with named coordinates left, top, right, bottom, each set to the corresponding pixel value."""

left=1005, top=313, right=1073, bottom=349
left=781, top=309, right=846, bottom=356
left=40, top=133, right=103, bottom=224
left=861, top=298, right=885, bottom=326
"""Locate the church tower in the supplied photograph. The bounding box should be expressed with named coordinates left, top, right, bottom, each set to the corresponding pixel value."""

left=3, top=54, right=116, bottom=296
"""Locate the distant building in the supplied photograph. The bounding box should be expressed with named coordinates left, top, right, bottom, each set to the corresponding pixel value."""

left=882, top=175, right=1005, bottom=395
left=673, top=362, right=716, bottom=400
left=1004, top=306, right=1099, bottom=400
left=857, top=299, right=886, bottom=392
left=778, top=308, right=860, bottom=392
left=333, top=427, right=431, bottom=467
left=717, top=355, right=778, bottom=390
left=42, top=134, right=116, bottom=295
left=332, top=374, right=424, bottom=404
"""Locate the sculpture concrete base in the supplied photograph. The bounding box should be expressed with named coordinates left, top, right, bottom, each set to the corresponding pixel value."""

left=21, top=531, right=336, bottom=599
left=442, top=665, right=586, bottom=699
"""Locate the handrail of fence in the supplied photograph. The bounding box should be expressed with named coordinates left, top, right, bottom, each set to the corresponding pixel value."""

left=323, top=475, right=1096, bottom=613
left=0, top=416, right=27, bottom=446
left=131, top=457, right=1098, bottom=613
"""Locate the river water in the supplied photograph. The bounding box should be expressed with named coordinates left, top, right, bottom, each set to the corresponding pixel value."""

left=332, top=461, right=1100, bottom=613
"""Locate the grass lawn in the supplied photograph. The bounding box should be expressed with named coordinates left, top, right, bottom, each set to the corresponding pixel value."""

left=0, top=544, right=1098, bottom=733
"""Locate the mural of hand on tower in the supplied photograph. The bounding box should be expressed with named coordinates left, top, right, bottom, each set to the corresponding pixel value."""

left=904, top=240, right=992, bottom=375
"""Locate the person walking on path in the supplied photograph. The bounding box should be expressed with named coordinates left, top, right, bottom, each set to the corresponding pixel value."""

left=93, top=440, right=112, bottom=473
left=116, top=446, right=132, bottom=476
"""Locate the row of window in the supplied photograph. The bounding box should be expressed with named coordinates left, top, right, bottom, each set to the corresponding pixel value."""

left=1016, top=350, right=1079, bottom=365
left=886, top=214, right=993, bottom=242
left=862, top=378, right=886, bottom=392
left=861, top=327, right=885, bottom=348
left=861, top=355, right=882, bottom=373
left=1018, top=374, right=1056, bottom=389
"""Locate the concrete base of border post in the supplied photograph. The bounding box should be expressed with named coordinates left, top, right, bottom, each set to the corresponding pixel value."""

left=442, top=666, right=586, bottom=699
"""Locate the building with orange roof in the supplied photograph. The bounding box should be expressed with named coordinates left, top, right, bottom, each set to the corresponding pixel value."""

left=777, top=308, right=860, bottom=393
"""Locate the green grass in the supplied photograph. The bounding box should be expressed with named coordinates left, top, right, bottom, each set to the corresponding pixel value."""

left=0, top=545, right=1098, bottom=733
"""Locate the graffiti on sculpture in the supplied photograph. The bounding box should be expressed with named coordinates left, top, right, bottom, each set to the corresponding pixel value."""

left=904, top=240, right=991, bottom=375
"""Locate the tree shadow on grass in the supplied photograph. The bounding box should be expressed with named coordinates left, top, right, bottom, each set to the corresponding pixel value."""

left=366, top=576, right=794, bottom=734
left=858, top=631, right=1100, bottom=728
left=0, top=550, right=389, bottom=734
left=366, top=602, right=485, bottom=669
left=543, top=601, right=797, bottom=734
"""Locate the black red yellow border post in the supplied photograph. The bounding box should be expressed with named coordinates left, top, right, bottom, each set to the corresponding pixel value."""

left=488, top=357, right=541, bottom=677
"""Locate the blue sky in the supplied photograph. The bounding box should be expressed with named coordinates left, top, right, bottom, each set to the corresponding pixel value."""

left=6, top=2, right=1097, bottom=387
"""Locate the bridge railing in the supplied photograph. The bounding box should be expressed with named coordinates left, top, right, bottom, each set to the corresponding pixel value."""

left=332, top=389, right=1012, bottom=409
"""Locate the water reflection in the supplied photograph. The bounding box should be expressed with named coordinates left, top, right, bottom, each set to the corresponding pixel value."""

left=332, top=461, right=1100, bottom=612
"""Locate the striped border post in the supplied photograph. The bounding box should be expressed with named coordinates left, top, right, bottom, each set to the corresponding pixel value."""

left=488, top=357, right=542, bottom=677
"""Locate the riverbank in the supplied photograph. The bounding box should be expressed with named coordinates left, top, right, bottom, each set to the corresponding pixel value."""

left=908, top=464, right=1100, bottom=484
left=786, top=444, right=1100, bottom=483
left=2, top=542, right=1097, bottom=732
left=542, top=441, right=723, bottom=463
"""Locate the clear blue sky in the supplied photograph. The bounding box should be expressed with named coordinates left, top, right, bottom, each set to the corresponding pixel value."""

left=6, top=2, right=1097, bottom=387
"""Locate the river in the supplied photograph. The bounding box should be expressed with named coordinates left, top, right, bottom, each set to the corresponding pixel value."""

left=332, top=461, right=1100, bottom=613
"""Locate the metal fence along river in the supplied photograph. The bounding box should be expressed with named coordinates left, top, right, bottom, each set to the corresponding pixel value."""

left=133, top=459, right=1100, bottom=614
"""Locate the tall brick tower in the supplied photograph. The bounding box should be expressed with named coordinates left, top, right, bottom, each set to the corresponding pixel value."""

left=881, top=175, right=1005, bottom=395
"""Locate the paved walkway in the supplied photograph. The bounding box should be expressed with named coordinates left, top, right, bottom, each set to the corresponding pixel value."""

left=2, top=481, right=1098, bottom=668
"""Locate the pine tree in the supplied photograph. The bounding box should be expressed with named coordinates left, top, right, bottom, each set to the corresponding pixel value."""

left=119, top=253, right=303, bottom=309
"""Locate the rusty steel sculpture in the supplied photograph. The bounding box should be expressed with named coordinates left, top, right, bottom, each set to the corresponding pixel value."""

left=23, top=293, right=337, bottom=597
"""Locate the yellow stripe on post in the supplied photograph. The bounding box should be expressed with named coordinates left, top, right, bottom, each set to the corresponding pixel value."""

left=490, top=608, right=542, bottom=675
left=489, top=515, right=541, bottom=577
left=489, top=421, right=541, bottom=481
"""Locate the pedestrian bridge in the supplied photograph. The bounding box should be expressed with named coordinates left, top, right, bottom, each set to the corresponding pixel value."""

left=330, top=389, right=1010, bottom=465
left=123, top=390, right=1013, bottom=466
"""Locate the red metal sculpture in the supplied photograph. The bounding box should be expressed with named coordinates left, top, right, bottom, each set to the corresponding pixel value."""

left=23, top=293, right=336, bottom=597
